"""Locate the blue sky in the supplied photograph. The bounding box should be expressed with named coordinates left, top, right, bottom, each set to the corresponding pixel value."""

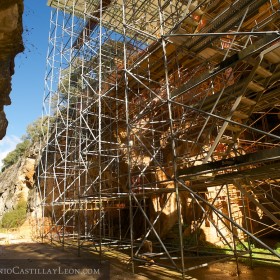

left=0, top=0, right=50, bottom=167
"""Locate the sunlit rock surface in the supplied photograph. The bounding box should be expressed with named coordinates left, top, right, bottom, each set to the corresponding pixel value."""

left=0, top=0, right=24, bottom=139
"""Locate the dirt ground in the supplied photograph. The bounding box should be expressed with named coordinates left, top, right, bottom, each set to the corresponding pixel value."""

left=0, top=223, right=279, bottom=280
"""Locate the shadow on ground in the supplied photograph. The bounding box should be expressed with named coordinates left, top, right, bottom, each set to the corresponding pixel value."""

left=0, top=241, right=280, bottom=280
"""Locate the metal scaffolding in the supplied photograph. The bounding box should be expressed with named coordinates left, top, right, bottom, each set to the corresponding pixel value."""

left=37, top=0, right=280, bottom=277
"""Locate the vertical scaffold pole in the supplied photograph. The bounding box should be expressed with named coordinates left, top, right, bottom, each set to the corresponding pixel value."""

left=158, top=0, right=185, bottom=277
left=122, top=0, right=135, bottom=273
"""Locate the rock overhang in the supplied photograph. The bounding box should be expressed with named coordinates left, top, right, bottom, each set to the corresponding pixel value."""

left=0, top=0, right=24, bottom=139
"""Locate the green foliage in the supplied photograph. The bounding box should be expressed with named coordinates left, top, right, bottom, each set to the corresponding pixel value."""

left=1, top=199, right=27, bottom=229
left=1, top=116, right=49, bottom=172
left=23, top=116, right=48, bottom=143
left=275, top=242, right=280, bottom=254
left=223, top=241, right=280, bottom=267
left=2, top=140, right=31, bottom=171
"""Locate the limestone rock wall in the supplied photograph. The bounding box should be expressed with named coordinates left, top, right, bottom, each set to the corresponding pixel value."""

left=0, top=147, right=39, bottom=222
left=0, top=0, right=24, bottom=139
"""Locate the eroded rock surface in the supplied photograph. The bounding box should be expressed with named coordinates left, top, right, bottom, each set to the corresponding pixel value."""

left=0, top=144, right=39, bottom=222
left=0, top=0, right=24, bottom=139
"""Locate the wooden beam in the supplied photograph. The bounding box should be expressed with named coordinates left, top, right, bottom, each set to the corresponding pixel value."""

left=178, top=146, right=280, bottom=177
left=171, top=34, right=279, bottom=99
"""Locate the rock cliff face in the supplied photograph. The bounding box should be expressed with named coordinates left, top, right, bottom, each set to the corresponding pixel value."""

left=0, top=0, right=24, bottom=139
left=0, top=145, right=39, bottom=222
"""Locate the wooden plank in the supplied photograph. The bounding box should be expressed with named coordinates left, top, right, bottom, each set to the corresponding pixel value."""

left=171, top=34, right=279, bottom=99
left=247, top=81, right=265, bottom=92
left=256, top=65, right=272, bottom=77
left=232, top=111, right=249, bottom=119
left=225, top=125, right=241, bottom=132
left=240, top=96, right=257, bottom=106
